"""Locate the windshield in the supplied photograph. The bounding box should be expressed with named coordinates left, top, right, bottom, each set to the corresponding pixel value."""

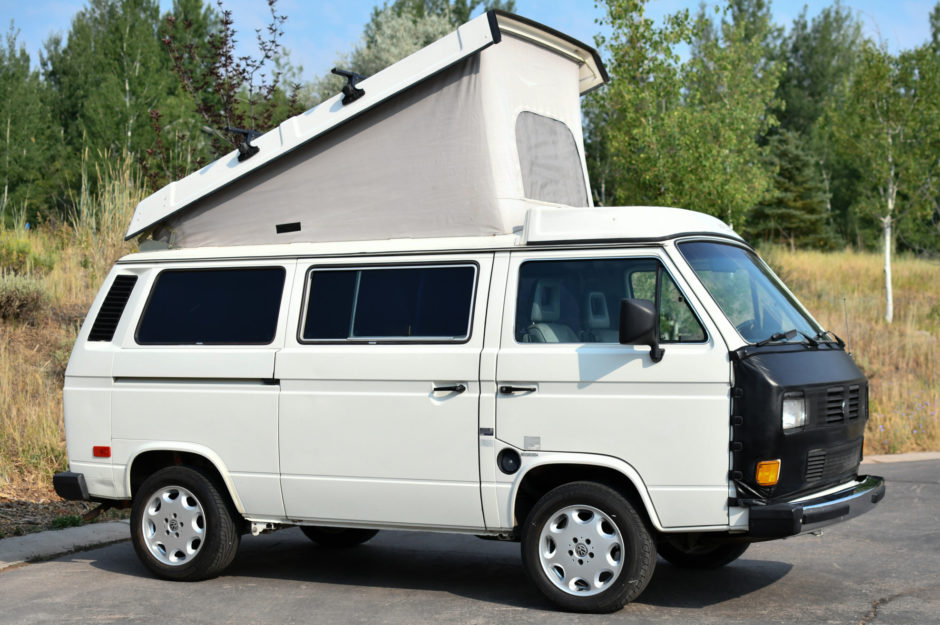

left=678, top=241, right=823, bottom=345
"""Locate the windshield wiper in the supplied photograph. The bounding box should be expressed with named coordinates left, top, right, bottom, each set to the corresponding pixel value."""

left=754, top=329, right=798, bottom=347
left=813, top=330, right=846, bottom=348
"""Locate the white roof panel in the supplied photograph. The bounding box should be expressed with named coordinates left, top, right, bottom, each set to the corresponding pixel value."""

left=522, top=205, right=742, bottom=244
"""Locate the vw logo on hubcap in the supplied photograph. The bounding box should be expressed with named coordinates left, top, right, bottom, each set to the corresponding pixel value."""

left=575, top=543, right=589, bottom=557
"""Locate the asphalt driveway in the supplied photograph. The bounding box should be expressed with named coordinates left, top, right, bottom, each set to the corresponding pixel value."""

left=0, top=457, right=936, bottom=624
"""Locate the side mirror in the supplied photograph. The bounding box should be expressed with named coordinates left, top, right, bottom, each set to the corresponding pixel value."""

left=619, top=299, right=664, bottom=363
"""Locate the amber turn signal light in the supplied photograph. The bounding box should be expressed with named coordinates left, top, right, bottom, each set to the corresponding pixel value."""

left=755, top=460, right=781, bottom=486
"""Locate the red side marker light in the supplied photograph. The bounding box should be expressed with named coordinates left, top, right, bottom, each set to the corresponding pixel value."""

left=93, top=446, right=111, bottom=458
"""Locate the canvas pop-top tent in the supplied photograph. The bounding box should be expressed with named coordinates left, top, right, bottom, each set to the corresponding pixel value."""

left=125, top=11, right=609, bottom=249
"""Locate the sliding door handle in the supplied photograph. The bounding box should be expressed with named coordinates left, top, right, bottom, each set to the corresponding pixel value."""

left=433, top=384, right=467, bottom=394
left=499, top=385, right=537, bottom=395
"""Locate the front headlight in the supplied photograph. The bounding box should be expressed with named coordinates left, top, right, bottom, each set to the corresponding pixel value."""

left=782, top=393, right=807, bottom=430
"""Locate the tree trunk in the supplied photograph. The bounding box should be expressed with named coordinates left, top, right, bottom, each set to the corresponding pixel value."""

left=883, top=215, right=893, bottom=323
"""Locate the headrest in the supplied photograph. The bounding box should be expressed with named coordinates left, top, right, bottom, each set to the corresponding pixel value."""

left=531, top=280, right=562, bottom=323
left=585, top=291, right=610, bottom=329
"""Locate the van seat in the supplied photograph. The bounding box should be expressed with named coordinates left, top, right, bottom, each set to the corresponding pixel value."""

left=525, top=279, right=579, bottom=343
left=584, top=291, right=619, bottom=342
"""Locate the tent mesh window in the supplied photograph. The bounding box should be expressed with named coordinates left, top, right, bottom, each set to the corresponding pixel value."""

left=515, top=111, right=587, bottom=207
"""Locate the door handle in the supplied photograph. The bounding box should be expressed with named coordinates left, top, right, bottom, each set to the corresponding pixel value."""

left=499, top=385, right=537, bottom=395
left=433, top=384, right=467, bottom=394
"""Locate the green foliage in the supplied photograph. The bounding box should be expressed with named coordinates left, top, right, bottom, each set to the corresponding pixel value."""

left=825, top=42, right=940, bottom=242
left=0, top=26, right=60, bottom=222
left=161, top=0, right=305, bottom=169
left=42, top=1, right=181, bottom=179
left=0, top=231, right=56, bottom=275
left=745, top=130, right=836, bottom=250
left=774, top=2, right=862, bottom=136
left=586, top=0, right=780, bottom=227
left=931, top=2, right=940, bottom=52
left=50, top=515, right=83, bottom=529
left=0, top=273, right=49, bottom=322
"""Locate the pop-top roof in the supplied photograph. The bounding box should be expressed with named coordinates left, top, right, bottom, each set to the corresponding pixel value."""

left=126, top=11, right=608, bottom=248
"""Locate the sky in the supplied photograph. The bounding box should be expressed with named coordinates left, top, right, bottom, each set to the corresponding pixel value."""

left=2, top=0, right=936, bottom=83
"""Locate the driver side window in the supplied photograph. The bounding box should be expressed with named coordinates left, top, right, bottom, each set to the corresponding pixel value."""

left=515, top=258, right=706, bottom=344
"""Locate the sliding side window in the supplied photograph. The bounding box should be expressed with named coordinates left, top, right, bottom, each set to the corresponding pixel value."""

left=302, top=265, right=476, bottom=342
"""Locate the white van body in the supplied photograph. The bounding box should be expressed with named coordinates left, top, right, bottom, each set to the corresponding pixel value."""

left=67, top=205, right=736, bottom=531
left=56, top=12, right=883, bottom=613
left=58, top=204, right=884, bottom=611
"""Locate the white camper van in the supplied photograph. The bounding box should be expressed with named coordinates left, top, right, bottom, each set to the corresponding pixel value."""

left=55, top=11, right=884, bottom=613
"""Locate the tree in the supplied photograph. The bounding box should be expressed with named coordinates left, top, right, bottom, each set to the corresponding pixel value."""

left=42, top=0, right=177, bottom=160
left=744, top=130, right=834, bottom=250
left=161, top=0, right=304, bottom=166
left=774, top=2, right=863, bottom=136
left=771, top=3, right=864, bottom=246
left=826, top=42, right=940, bottom=322
left=585, top=0, right=780, bottom=227
left=0, top=25, right=58, bottom=222
left=931, top=2, right=940, bottom=52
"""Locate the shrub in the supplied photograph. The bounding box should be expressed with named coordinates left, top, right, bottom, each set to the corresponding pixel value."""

left=0, top=231, right=56, bottom=275
left=0, top=274, right=49, bottom=323
left=50, top=515, right=83, bottom=530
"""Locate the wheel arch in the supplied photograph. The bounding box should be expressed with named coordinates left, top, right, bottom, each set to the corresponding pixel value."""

left=125, top=443, right=245, bottom=514
left=510, top=454, right=664, bottom=532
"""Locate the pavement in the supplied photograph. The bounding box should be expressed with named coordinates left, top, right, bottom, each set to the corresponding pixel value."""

left=0, top=521, right=130, bottom=571
left=0, top=450, right=934, bottom=572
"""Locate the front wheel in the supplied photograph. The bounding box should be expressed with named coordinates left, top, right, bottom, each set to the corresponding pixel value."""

left=130, top=466, right=240, bottom=581
left=520, top=482, right=655, bottom=613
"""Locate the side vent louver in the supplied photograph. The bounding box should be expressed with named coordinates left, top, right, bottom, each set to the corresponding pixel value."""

left=88, top=275, right=138, bottom=342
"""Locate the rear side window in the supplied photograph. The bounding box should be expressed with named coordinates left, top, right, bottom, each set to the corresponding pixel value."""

left=302, top=265, right=476, bottom=342
left=137, top=268, right=285, bottom=345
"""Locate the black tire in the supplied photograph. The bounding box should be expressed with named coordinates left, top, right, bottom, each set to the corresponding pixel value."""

left=657, top=537, right=749, bottom=569
left=520, top=482, right=656, bottom=613
left=130, top=466, right=240, bottom=581
left=299, top=526, right=379, bottom=548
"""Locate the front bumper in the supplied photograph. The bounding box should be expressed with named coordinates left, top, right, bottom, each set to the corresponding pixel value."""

left=53, top=471, right=90, bottom=501
left=747, top=475, right=885, bottom=538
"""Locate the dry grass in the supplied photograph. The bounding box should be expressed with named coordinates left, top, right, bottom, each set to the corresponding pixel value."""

left=761, top=246, right=940, bottom=454
left=0, top=154, right=140, bottom=500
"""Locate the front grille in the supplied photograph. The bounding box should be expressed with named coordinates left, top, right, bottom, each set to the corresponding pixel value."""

left=823, top=385, right=860, bottom=424
left=804, top=439, right=862, bottom=483
left=805, top=449, right=826, bottom=481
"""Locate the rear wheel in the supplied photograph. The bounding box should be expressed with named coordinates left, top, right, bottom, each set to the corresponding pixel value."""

left=300, top=526, right=379, bottom=548
left=520, top=482, right=655, bottom=613
left=130, top=466, right=240, bottom=581
left=657, top=536, right=749, bottom=569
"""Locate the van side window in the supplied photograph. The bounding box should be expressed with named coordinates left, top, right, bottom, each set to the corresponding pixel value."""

left=302, top=265, right=476, bottom=341
left=516, top=259, right=705, bottom=344
left=136, top=268, right=285, bottom=345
